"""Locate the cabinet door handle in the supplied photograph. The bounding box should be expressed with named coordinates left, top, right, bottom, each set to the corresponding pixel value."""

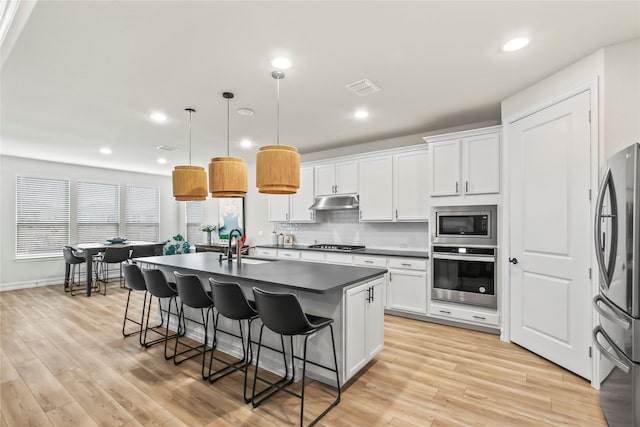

left=389, top=272, right=392, bottom=281
left=465, top=181, right=469, bottom=193
left=439, top=309, right=451, bottom=315
left=455, top=182, right=459, bottom=193
left=472, top=315, right=486, bottom=320
left=370, top=286, right=374, bottom=302
left=310, top=211, right=313, bottom=220
left=366, top=287, right=372, bottom=302
left=359, top=211, right=362, bottom=219
left=286, top=213, right=289, bottom=221
left=395, top=209, right=398, bottom=219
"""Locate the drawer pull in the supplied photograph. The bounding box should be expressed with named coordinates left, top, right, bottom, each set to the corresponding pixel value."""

left=401, top=263, right=412, bottom=267
left=439, top=310, right=451, bottom=315
left=472, top=315, right=486, bottom=320
left=364, top=260, right=373, bottom=264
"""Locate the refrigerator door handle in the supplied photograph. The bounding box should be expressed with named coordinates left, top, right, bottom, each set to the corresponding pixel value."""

left=594, top=295, right=632, bottom=330
left=593, top=326, right=631, bottom=374
left=594, top=168, right=619, bottom=288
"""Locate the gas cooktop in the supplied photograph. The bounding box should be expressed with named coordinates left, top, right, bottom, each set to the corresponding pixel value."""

left=307, top=244, right=366, bottom=252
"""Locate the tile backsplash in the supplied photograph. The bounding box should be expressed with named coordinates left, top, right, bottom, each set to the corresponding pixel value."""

left=273, top=210, right=428, bottom=250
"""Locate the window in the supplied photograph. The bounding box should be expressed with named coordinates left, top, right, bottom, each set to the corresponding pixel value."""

left=126, top=185, right=160, bottom=241
left=77, top=181, right=120, bottom=242
left=186, top=200, right=204, bottom=244
left=16, top=176, right=70, bottom=256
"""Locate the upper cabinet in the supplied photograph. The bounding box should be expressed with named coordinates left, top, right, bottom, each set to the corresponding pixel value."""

left=268, top=166, right=316, bottom=223
left=290, top=166, right=315, bottom=222
left=358, top=147, right=429, bottom=222
left=424, top=126, right=501, bottom=201
left=315, top=160, right=358, bottom=196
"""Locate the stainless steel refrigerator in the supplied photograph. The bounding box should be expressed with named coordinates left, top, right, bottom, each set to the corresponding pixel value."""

left=594, top=143, right=640, bottom=427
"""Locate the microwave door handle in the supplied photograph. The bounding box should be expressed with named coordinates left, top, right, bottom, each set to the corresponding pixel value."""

left=594, top=168, right=618, bottom=288
left=593, top=326, right=631, bottom=374
left=593, top=295, right=631, bottom=330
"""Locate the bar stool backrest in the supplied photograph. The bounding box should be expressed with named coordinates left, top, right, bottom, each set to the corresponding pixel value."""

left=174, top=272, right=213, bottom=309
left=142, top=269, right=177, bottom=298
left=252, top=287, right=313, bottom=336
left=122, top=264, right=147, bottom=292
left=62, top=246, right=85, bottom=265
left=209, top=278, right=257, bottom=320
left=102, top=246, right=131, bottom=263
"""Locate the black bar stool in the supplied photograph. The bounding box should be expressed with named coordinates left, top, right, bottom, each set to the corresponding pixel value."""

left=251, top=287, right=341, bottom=427
left=95, top=246, right=131, bottom=294
left=140, top=269, right=183, bottom=358
left=173, top=271, right=215, bottom=379
left=121, top=263, right=150, bottom=344
left=62, top=246, right=95, bottom=296
left=208, top=277, right=259, bottom=402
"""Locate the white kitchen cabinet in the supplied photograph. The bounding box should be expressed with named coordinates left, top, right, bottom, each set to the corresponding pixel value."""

left=276, top=249, right=301, bottom=260
left=429, top=300, right=499, bottom=327
left=269, top=166, right=315, bottom=223
left=425, top=126, right=501, bottom=199
left=268, top=194, right=289, bottom=222
left=387, top=258, right=428, bottom=314
left=344, top=277, right=384, bottom=381
left=358, top=155, right=393, bottom=221
left=255, top=247, right=278, bottom=258
left=394, top=149, right=429, bottom=221
left=289, top=166, right=315, bottom=223
left=315, top=160, right=358, bottom=196
left=358, top=147, right=429, bottom=222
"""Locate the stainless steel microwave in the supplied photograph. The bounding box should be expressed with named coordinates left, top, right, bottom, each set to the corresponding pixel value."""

left=433, top=205, right=497, bottom=245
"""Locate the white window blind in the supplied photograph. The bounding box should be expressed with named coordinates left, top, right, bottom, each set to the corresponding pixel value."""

left=186, top=201, right=204, bottom=244
left=126, top=185, right=159, bottom=242
left=77, top=181, right=120, bottom=242
left=16, top=176, right=70, bottom=256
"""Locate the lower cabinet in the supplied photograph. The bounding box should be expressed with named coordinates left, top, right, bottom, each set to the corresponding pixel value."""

left=344, top=277, right=384, bottom=382
left=387, top=258, right=428, bottom=314
left=429, top=301, right=500, bottom=327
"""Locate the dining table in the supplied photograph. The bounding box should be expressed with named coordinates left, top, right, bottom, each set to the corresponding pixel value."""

left=67, top=241, right=164, bottom=296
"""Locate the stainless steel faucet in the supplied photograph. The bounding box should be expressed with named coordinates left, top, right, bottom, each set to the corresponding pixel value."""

left=227, top=229, right=243, bottom=262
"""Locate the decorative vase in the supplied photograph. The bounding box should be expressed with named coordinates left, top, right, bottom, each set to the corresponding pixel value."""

left=205, top=231, right=212, bottom=245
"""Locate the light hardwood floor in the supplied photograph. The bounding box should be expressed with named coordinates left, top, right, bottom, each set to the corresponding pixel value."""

left=0, top=283, right=605, bottom=426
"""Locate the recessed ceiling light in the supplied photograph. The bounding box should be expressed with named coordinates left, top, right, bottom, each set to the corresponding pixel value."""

left=271, top=57, right=292, bottom=70
left=502, top=37, right=529, bottom=52
left=236, top=108, right=254, bottom=117
left=240, top=139, right=252, bottom=148
left=150, top=112, right=167, bottom=122
left=354, top=110, right=369, bottom=119
left=157, top=158, right=167, bottom=164
left=99, top=147, right=112, bottom=155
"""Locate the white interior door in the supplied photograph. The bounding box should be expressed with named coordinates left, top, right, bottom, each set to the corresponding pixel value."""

left=509, top=90, right=592, bottom=379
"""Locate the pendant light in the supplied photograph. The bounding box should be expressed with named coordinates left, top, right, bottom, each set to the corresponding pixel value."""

left=256, top=71, right=300, bottom=194
left=172, top=108, right=207, bottom=201
left=209, top=92, right=248, bottom=198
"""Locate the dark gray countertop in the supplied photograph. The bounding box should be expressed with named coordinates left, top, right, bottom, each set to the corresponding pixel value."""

left=136, top=252, right=386, bottom=294
left=256, top=244, right=429, bottom=259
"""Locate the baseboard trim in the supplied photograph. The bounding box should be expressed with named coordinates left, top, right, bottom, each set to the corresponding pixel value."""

left=0, top=278, right=61, bottom=292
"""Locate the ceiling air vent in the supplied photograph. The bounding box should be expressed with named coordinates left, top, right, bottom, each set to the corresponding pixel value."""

left=345, top=79, right=381, bottom=96
left=156, top=145, right=179, bottom=152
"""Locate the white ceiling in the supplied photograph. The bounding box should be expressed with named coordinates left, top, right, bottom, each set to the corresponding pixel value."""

left=1, top=1, right=639, bottom=176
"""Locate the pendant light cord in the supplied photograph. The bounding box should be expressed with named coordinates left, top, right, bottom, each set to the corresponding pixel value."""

left=276, top=76, right=280, bottom=146
left=227, top=97, right=230, bottom=156
left=188, top=110, right=193, bottom=165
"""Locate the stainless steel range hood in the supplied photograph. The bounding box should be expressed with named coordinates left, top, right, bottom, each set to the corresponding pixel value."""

left=309, top=195, right=359, bottom=211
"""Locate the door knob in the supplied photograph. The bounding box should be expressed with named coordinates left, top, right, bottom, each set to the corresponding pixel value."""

left=509, top=257, right=518, bottom=265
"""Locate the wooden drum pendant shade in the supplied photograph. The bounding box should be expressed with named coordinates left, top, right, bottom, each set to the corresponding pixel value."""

left=208, top=92, right=248, bottom=198
left=172, top=165, right=207, bottom=201
left=209, top=156, right=248, bottom=197
left=172, top=108, right=208, bottom=201
left=256, top=145, right=300, bottom=194
left=256, top=70, right=300, bottom=195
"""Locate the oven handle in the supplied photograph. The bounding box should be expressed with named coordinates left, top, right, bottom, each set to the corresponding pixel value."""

left=593, top=295, right=631, bottom=330
left=593, top=326, right=631, bottom=374
left=433, top=253, right=495, bottom=263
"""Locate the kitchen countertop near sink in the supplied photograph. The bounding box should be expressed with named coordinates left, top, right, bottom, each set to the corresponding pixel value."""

left=256, top=244, right=429, bottom=259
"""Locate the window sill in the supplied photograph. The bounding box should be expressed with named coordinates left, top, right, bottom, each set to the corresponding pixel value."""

left=15, top=254, right=62, bottom=262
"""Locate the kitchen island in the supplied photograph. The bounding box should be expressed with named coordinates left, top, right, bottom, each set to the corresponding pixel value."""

left=135, top=252, right=387, bottom=386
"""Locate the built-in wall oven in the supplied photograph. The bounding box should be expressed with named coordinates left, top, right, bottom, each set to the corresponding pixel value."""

left=432, top=245, right=497, bottom=308
left=431, top=205, right=498, bottom=308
